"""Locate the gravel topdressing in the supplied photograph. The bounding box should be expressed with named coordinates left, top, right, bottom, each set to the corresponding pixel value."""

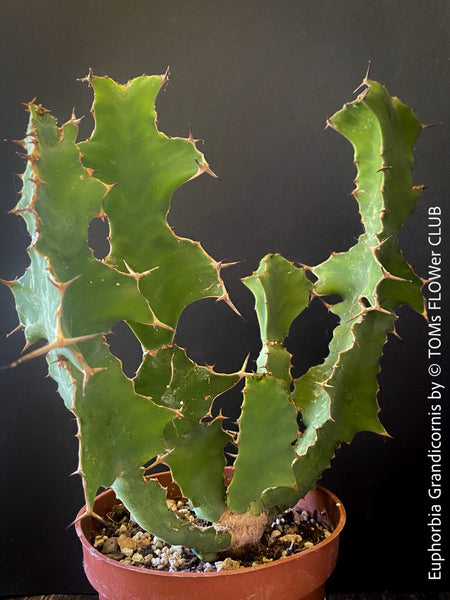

left=92, top=499, right=332, bottom=573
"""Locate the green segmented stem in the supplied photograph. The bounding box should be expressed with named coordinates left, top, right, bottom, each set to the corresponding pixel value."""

left=5, top=72, right=425, bottom=556
left=290, top=78, right=425, bottom=495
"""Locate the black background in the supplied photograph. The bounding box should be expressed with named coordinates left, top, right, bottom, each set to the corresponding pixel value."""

left=0, top=0, right=449, bottom=595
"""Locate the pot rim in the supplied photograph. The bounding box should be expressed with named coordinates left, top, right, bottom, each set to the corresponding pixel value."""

left=75, top=484, right=346, bottom=578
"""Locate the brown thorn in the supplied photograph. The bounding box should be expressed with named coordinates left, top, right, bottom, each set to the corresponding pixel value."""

left=5, top=138, right=27, bottom=148
left=77, top=68, right=94, bottom=86
left=216, top=291, right=243, bottom=320
left=0, top=277, right=17, bottom=288
left=162, top=66, right=171, bottom=87
left=353, top=62, right=372, bottom=95
left=381, top=269, right=410, bottom=283
left=21, top=97, right=37, bottom=109
left=71, top=111, right=85, bottom=126
left=70, top=508, right=109, bottom=529
left=6, top=323, right=25, bottom=338
left=391, top=327, right=403, bottom=341
left=422, top=121, right=444, bottom=130
left=194, top=159, right=221, bottom=180
left=122, top=260, right=159, bottom=283
left=8, top=332, right=103, bottom=370
left=215, top=259, right=244, bottom=272
left=188, top=124, right=202, bottom=145
left=49, top=273, right=81, bottom=294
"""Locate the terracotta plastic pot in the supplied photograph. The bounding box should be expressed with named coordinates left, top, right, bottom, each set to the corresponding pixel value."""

left=75, top=472, right=345, bottom=600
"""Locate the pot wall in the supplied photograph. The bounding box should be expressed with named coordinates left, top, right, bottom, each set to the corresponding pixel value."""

left=75, top=482, right=345, bottom=600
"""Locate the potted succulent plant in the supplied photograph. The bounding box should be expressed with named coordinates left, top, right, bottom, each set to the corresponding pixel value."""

left=4, top=68, right=425, bottom=600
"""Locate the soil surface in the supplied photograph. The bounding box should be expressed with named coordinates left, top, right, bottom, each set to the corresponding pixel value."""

left=91, top=499, right=331, bottom=573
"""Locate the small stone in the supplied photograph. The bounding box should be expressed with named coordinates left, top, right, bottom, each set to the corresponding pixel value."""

left=279, top=534, right=303, bottom=544
left=93, top=535, right=108, bottom=549
left=216, top=557, right=242, bottom=571
left=132, top=552, right=144, bottom=564
left=304, top=541, right=314, bottom=549
left=102, top=537, right=119, bottom=554
left=269, top=529, right=282, bottom=544
left=133, top=532, right=151, bottom=550
left=122, top=547, right=134, bottom=557
left=118, top=533, right=137, bottom=552
left=285, top=525, right=298, bottom=535
left=293, top=510, right=309, bottom=524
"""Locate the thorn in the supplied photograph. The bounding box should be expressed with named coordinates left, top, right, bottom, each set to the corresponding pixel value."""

left=381, top=268, right=410, bottom=283
left=194, top=158, right=221, bottom=180
left=70, top=508, right=109, bottom=528
left=142, top=450, right=173, bottom=476
left=188, top=124, right=201, bottom=145
left=6, top=323, right=25, bottom=338
left=372, top=234, right=392, bottom=251
left=70, top=347, right=107, bottom=394
left=7, top=332, right=103, bottom=370
left=21, top=98, right=37, bottom=111
left=121, top=260, right=160, bottom=285
left=5, top=138, right=27, bottom=148
left=0, top=277, right=17, bottom=289
left=48, top=273, right=80, bottom=295
left=70, top=107, right=85, bottom=126
left=320, top=381, right=334, bottom=389
left=215, top=259, right=244, bottom=272
left=391, top=327, right=403, bottom=341
left=422, top=121, right=444, bottom=130
left=353, top=61, right=372, bottom=94
left=77, top=68, right=94, bottom=86
left=236, top=353, right=251, bottom=378
left=216, top=291, right=243, bottom=320
left=376, top=165, right=392, bottom=173
left=316, top=295, right=333, bottom=311
left=102, top=182, right=118, bottom=196
left=162, top=66, right=171, bottom=88
left=16, top=152, right=37, bottom=163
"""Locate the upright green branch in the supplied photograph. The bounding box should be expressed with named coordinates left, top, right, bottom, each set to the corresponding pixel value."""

left=5, top=71, right=425, bottom=557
